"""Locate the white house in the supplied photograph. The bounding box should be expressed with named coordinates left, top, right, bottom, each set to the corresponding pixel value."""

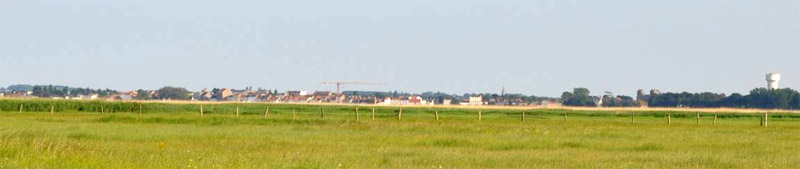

left=469, top=95, right=483, bottom=105
left=72, top=94, right=98, bottom=100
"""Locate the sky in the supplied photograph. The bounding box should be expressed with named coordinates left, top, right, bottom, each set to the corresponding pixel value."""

left=1, top=0, right=798, bottom=97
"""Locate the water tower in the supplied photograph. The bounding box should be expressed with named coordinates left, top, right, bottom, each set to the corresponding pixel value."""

left=766, top=73, right=781, bottom=90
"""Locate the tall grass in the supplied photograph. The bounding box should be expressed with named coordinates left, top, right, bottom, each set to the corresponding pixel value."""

left=1, top=112, right=799, bottom=168
left=2, top=99, right=799, bottom=119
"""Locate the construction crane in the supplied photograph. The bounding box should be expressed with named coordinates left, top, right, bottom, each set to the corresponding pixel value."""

left=322, top=81, right=387, bottom=94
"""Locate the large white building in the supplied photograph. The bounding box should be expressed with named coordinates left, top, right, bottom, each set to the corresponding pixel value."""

left=767, top=73, right=781, bottom=90
left=469, top=95, right=483, bottom=105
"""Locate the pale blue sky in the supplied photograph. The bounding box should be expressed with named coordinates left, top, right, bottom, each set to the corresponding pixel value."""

left=1, top=0, right=798, bottom=97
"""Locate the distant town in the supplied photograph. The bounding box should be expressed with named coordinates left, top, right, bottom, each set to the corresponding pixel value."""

left=0, top=85, right=558, bottom=107
left=0, top=73, right=797, bottom=110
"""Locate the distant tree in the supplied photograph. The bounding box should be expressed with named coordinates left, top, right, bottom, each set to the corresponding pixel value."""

left=32, top=86, right=43, bottom=97
left=601, top=95, right=640, bottom=107
left=721, top=93, right=745, bottom=108
left=644, top=88, right=799, bottom=110
left=561, top=92, right=573, bottom=102
left=574, top=88, right=590, bottom=97
left=135, top=89, right=150, bottom=100
left=562, top=88, right=595, bottom=107
left=745, top=88, right=797, bottom=109
left=156, top=86, right=191, bottom=100
left=791, top=92, right=800, bottom=110
left=6, top=84, right=34, bottom=91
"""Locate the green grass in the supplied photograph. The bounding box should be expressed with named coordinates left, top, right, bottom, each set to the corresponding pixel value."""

left=1, top=103, right=799, bottom=168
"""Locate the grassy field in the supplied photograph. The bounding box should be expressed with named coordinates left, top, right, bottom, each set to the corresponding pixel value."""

left=1, top=101, right=799, bottom=168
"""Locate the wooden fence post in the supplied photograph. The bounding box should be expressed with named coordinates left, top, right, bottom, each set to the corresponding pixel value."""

left=713, top=114, right=718, bottom=125
left=200, top=105, right=204, bottom=117
left=563, top=112, right=567, bottom=122
left=435, top=110, right=439, bottom=121
left=19, top=104, right=23, bottom=113
left=50, top=105, right=54, bottom=115
left=371, top=108, right=375, bottom=121
left=631, top=112, right=635, bottom=124
left=521, top=112, right=526, bottom=122
left=764, top=112, right=768, bottom=127
left=138, top=104, right=142, bottom=116
left=668, top=113, right=672, bottom=125
left=696, top=112, right=700, bottom=125
left=320, top=108, right=324, bottom=119
left=356, top=107, right=360, bottom=120
left=236, top=107, right=240, bottom=117
left=478, top=110, right=482, bottom=122
left=398, top=108, right=402, bottom=120
left=760, top=114, right=764, bottom=126
left=264, top=107, right=270, bottom=118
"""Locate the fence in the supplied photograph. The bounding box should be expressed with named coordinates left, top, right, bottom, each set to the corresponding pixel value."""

left=1, top=99, right=796, bottom=126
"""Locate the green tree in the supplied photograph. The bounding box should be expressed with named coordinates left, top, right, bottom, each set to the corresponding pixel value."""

left=135, top=90, right=151, bottom=100
left=156, top=86, right=191, bottom=100
left=791, top=92, right=800, bottom=109
left=562, top=88, right=596, bottom=107
left=561, top=92, right=573, bottom=102
left=573, top=88, right=590, bottom=97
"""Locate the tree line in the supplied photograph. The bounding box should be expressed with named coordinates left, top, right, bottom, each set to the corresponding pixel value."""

left=134, top=86, right=191, bottom=100
left=561, top=87, right=800, bottom=110
left=31, top=85, right=115, bottom=98
left=648, top=88, right=800, bottom=110
left=26, top=85, right=192, bottom=101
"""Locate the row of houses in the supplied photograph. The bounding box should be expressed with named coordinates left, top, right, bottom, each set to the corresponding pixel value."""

left=381, top=96, right=433, bottom=105
left=441, top=95, right=485, bottom=106
left=190, top=88, right=496, bottom=106
left=183, top=88, right=493, bottom=106
left=2, top=86, right=558, bottom=107
left=187, top=89, right=433, bottom=105
left=0, top=90, right=100, bottom=100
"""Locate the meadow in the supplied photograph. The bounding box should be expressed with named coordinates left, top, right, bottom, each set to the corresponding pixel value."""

left=0, top=99, right=799, bottom=168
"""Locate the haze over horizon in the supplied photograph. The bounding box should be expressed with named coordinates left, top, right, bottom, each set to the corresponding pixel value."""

left=1, top=0, right=798, bottom=97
